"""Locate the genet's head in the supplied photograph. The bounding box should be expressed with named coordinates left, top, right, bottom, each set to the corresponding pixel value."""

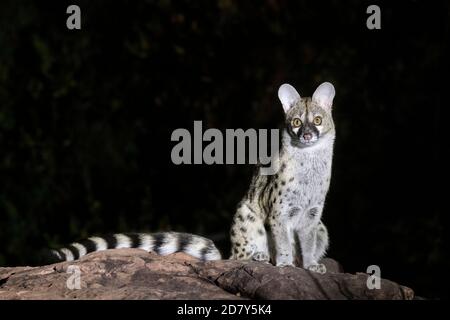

left=278, top=82, right=336, bottom=148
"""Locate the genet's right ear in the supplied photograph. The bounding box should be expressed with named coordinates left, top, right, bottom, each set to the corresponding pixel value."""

left=278, top=83, right=301, bottom=113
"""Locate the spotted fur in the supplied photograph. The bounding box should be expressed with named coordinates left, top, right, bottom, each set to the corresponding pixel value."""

left=229, top=82, right=335, bottom=273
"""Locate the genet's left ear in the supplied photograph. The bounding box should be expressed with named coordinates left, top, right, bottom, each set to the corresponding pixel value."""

left=312, top=82, right=335, bottom=108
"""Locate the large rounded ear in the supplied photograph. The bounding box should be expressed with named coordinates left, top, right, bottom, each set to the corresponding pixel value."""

left=278, top=83, right=301, bottom=113
left=312, top=82, right=335, bottom=108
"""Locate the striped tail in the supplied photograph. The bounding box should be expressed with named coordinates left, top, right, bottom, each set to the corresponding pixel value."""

left=45, top=232, right=222, bottom=264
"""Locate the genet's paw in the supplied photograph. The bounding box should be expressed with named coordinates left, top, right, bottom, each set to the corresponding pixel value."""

left=252, top=251, right=270, bottom=263
left=276, top=261, right=295, bottom=267
left=307, top=263, right=327, bottom=274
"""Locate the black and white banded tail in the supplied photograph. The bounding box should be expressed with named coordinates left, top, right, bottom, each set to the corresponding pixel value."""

left=45, top=232, right=221, bottom=263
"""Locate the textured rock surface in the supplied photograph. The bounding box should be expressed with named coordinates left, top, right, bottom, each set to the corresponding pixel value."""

left=0, top=249, right=414, bottom=300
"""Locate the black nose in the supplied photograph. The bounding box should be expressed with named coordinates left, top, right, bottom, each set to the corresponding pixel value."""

left=303, top=133, right=312, bottom=141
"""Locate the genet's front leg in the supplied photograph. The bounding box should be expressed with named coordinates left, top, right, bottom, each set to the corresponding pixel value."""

left=298, top=227, right=327, bottom=274
left=230, top=203, right=269, bottom=262
left=270, top=217, right=294, bottom=267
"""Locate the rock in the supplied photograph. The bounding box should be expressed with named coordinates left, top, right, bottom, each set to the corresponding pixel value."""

left=0, top=249, right=414, bottom=300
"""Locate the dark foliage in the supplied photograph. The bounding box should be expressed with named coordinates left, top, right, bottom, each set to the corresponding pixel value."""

left=0, top=0, right=448, bottom=298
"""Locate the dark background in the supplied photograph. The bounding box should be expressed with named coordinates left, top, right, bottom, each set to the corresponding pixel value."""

left=0, top=0, right=448, bottom=299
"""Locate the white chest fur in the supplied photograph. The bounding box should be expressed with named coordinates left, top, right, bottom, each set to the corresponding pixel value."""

left=272, top=132, right=334, bottom=228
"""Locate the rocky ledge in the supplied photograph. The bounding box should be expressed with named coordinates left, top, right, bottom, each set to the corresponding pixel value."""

left=0, top=248, right=414, bottom=300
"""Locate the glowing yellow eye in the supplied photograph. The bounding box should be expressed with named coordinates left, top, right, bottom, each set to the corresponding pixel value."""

left=313, top=116, right=322, bottom=126
left=291, top=118, right=302, bottom=128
